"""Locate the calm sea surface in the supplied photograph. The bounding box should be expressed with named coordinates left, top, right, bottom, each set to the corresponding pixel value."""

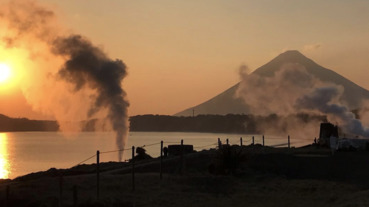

left=0, top=131, right=312, bottom=179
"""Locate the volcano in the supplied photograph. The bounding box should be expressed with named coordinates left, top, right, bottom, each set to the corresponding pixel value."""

left=175, top=50, right=369, bottom=116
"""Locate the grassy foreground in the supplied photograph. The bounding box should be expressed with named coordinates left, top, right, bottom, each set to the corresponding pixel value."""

left=1, top=145, right=369, bottom=207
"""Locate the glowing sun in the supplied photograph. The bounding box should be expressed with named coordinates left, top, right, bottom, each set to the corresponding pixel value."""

left=0, top=63, right=11, bottom=83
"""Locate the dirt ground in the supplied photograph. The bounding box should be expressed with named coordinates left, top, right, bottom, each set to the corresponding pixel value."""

left=1, top=145, right=369, bottom=207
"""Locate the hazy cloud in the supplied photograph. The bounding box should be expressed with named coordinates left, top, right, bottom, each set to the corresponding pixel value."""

left=303, top=43, right=322, bottom=52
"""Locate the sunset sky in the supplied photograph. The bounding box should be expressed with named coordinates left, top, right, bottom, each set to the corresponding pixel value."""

left=0, top=0, right=368, bottom=119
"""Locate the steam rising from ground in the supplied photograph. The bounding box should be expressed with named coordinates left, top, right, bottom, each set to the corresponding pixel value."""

left=297, top=87, right=369, bottom=137
left=236, top=63, right=369, bottom=138
left=0, top=0, right=129, bottom=160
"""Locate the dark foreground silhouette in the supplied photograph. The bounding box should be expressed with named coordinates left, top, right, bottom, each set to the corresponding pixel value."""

left=1, top=144, right=369, bottom=206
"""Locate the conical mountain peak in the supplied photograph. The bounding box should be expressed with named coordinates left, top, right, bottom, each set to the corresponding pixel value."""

left=279, top=50, right=305, bottom=57
left=253, top=50, right=320, bottom=77
left=275, top=50, right=312, bottom=63
left=175, top=51, right=369, bottom=116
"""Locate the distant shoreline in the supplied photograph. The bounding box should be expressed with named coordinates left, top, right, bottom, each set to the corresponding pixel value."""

left=0, top=113, right=327, bottom=134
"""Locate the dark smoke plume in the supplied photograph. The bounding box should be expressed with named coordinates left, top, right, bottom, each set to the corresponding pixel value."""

left=52, top=35, right=129, bottom=160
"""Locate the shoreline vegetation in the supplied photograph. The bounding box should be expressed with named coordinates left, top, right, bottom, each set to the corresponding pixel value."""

left=1, top=144, right=369, bottom=206
left=0, top=114, right=59, bottom=132
left=0, top=113, right=327, bottom=134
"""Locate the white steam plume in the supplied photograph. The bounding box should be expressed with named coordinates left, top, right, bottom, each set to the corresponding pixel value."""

left=236, top=63, right=369, bottom=138
left=296, top=87, right=369, bottom=137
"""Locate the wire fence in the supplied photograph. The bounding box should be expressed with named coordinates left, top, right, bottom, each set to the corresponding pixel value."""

left=2, top=134, right=316, bottom=206
left=73, top=135, right=314, bottom=167
left=74, top=154, right=96, bottom=167
left=138, top=142, right=161, bottom=148
left=193, top=142, right=218, bottom=150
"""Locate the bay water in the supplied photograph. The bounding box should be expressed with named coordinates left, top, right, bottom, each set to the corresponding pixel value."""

left=0, top=131, right=312, bottom=179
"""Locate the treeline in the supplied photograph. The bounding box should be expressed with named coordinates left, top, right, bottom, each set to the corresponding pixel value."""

left=130, top=114, right=255, bottom=133
left=0, top=114, right=59, bottom=132
left=129, top=114, right=327, bottom=134
left=0, top=113, right=327, bottom=133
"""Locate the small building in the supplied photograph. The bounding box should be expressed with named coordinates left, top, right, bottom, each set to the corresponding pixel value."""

left=319, top=122, right=369, bottom=150
left=338, top=138, right=369, bottom=151
left=319, top=122, right=338, bottom=147
left=167, top=144, right=194, bottom=156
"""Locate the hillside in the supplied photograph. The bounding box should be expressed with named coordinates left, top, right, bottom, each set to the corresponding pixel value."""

left=0, top=114, right=59, bottom=132
left=176, top=50, right=369, bottom=116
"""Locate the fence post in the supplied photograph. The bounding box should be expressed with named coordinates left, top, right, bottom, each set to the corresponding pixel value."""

left=132, top=146, right=135, bottom=191
left=252, top=136, right=254, bottom=145
left=288, top=135, right=290, bottom=148
left=96, top=150, right=100, bottom=200
left=160, top=140, right=163, bottom=180
left=240, top=137, right=243, bottom=146
left=5, top=185, right=9, bottom=207
left=59, top=174, right=63, bottom=206
left=262, top=135, right=265, bottom=146
left=73, top=185, right=78, bottom=207
left=180, top=139, right=184, bottom=174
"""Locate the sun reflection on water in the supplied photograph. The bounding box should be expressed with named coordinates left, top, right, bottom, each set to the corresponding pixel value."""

left=0, top=133, right=10, bottom=179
